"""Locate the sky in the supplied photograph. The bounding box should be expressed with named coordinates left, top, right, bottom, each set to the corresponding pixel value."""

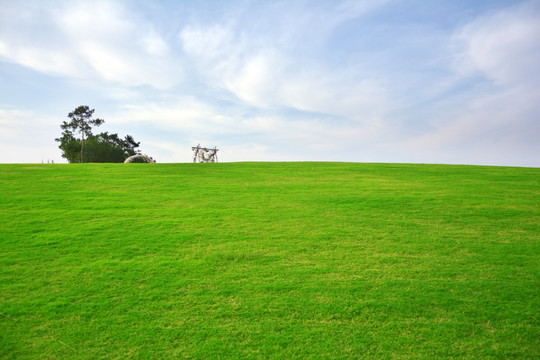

left=1, top=0, right=539, bottom=166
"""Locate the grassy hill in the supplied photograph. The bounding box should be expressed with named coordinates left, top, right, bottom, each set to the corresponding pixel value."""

left=1, top=162, right=538, bottom=359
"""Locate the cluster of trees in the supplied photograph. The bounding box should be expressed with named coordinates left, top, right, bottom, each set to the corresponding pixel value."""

left=56, top=106, right=142, bottom=163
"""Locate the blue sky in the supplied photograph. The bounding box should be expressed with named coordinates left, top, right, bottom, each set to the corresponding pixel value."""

left=1, top=0, right=539, bottom=166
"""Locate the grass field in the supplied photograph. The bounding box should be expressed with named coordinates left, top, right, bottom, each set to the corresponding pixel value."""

left=1, top=162, right=539, bottom=359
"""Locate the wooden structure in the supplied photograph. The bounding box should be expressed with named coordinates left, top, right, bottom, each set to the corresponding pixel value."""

left=192, top=144, right=219, bottom=163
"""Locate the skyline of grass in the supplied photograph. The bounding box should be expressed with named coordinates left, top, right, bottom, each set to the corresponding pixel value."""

left=1, top=162, right=538, bottom=359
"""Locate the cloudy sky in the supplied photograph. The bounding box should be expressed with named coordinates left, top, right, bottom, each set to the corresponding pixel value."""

left=1, top=0, right=539, bottom=166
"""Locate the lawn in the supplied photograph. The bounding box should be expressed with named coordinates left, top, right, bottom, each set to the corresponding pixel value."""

left=1, top=162, right=538, bottom=359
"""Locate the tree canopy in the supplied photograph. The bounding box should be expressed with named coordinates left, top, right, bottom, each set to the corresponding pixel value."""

left=56, top=106, right=141, bottom=163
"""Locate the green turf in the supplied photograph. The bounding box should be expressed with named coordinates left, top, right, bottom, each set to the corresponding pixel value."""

left=1, top=162, right=539, bottom=359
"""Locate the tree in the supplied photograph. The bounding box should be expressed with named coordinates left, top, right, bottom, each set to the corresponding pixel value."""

left=83, top=132, right=140, bottom=163
left=56, top=106, right=141, bottom=163
left=57, top=106, right=104, bottom=163
left=55, top=131, right=82, bottom=163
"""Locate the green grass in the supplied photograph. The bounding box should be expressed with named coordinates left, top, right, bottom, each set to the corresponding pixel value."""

left=1, top=162, right=539, bottom=359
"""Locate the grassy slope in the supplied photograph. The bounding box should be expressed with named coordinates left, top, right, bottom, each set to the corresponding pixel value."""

left=0, top=162, right=538, bottom=359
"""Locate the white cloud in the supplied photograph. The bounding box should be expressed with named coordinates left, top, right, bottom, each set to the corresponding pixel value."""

left=106, top=95, right=390, bottom=163
left=180, top=24, right=235, bottom=60
left=455, top=0, right=540, bottom=88
left=1, top=0, right=538, bottom=166
left=142, top=140, right=193, bottom=163
left=179, top=5, right=391, bottom=123
left=396, top=1, right=540, bottom=166
left=112, top=98, right=225, bottom=135
left=0, top=1, right=181, bottom=89
left=223, top=49, right=286, bottom=108
left=0, top=108, right=63, bottom=163
left=141, top=30, right=169, bottom=56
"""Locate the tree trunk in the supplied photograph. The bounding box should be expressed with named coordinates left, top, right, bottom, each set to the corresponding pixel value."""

left=81, top=133, right=84, bottom=163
